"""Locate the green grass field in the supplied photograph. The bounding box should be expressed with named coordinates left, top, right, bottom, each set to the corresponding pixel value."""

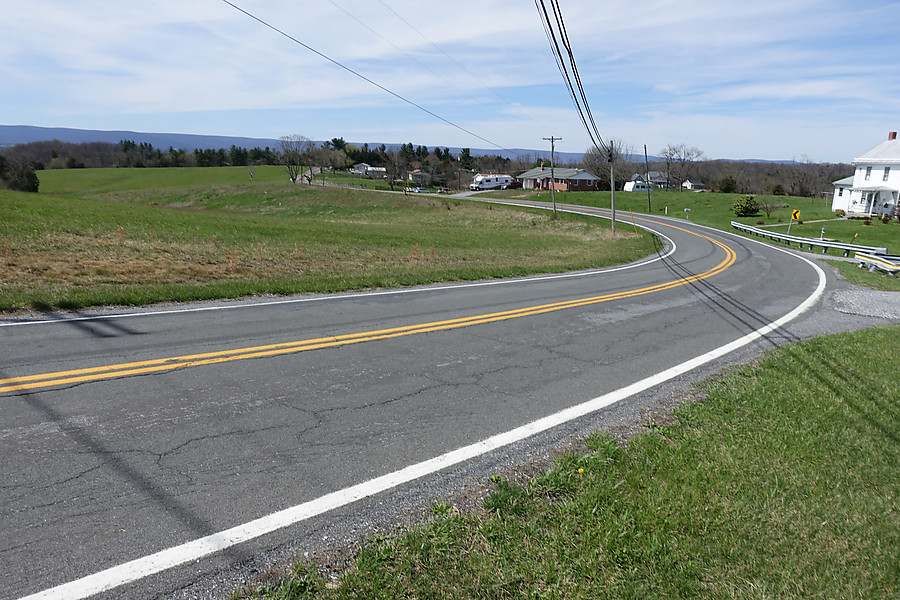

left=487, top=188, right=899, bottom=253
left=240, top=325, right=900, bottom=599
left=0, top=168, right=656, bottom=312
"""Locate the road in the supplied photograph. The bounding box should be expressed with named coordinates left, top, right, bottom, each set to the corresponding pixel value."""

left=1, top=204, right=826, bottom=599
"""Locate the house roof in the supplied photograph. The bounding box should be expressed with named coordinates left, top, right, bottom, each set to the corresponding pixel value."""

left=853, top=138, right=900, bottom=165
left=517, top=167, right=599, bottom=181
left=630, top=171, right=667, bottom=182
left=832, top=176, right=854, bottom=186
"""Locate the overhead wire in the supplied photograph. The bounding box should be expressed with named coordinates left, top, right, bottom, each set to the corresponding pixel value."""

left=220, top=0, right=522, bottom=156
left=534, top=0, right=608, bottom=154
left=374, top=0, right=547, bottom=138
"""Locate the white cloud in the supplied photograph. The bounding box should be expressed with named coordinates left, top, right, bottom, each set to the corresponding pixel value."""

left=3, top=0, right=899, bottom=161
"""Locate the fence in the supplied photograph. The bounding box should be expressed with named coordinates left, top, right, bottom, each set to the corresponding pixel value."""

left=731, top=221, right=889, bottom=256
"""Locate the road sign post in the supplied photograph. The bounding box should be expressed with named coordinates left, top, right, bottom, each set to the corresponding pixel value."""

left=787, top=209, right=800, bottom=235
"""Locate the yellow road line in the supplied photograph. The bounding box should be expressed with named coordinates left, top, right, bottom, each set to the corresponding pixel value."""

left=0, top=227, right=736, bottom=395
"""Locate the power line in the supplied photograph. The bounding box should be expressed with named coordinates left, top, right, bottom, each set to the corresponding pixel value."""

left=535, top=0, right=619, bottom=231
left=534, top=0, right=607, bottom=153
left=220, top=0, right=519, bottom=155
left=326, top=0, right=541, bottom=140
left=374, top=0, right=547, bottom=138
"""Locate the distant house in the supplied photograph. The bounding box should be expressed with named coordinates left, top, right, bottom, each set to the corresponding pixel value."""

left=351, top=162, right=387, bottom=178
left=407, top=169, right=429, bottom=184
left=648, top=171, right=669, bottom=188
left=831, top=131, right=900, bottom=215
left=682, top=179, right=708, bottom=191
left=624, top=171, right=667, bottom=192
left=517, top=166, right=600, bottom=192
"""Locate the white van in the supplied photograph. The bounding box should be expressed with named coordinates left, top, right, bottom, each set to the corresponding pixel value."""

left=469, top=174, right=513, bottom=191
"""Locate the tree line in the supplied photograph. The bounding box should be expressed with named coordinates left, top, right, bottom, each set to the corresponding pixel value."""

left=581, top=141, right=851, bottom=198
left=0, top=136, right=536, bottom=191
left=1, top=136, right=852, bottom=197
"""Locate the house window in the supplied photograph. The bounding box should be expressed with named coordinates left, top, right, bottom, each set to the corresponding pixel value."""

left=884, top=167, right=891, bottom=181
left=865, top=166, right=872, bottom=180
left=839, top=188, right=843, bottom=197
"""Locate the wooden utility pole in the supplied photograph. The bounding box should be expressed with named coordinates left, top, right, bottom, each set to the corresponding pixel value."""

left=543, top=136, right=561, bottom=218
left=644, top=144, right=652, bottom=212
left=609, top=146, right=616, bottom=233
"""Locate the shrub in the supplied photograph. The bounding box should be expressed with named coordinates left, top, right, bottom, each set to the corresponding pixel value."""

left=0, top=155, right=40, bottom=192
left=732, top=194, right=759, bottom=217
left=719, top=174, right=738, bottom=194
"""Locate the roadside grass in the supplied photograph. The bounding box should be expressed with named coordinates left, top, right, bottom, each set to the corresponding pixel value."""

left=0, top=174, right=656, bottom=312
left=485, top=188, right=899, bottom=253
left=824, top=260, right=900, bottom=291
left=240, top=325, right=900, bottom=599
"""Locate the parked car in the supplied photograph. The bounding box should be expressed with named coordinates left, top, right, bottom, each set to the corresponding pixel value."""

left=435, top=187, right=449, bottom=194
left=501, top=181, right=523, bottom=190
left=413, top=187, right=429, bottom=193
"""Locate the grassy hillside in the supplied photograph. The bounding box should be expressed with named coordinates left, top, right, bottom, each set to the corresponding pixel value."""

left=488, top=188, right=899, bottom=252
left=0, top=168, right=657, bottom=312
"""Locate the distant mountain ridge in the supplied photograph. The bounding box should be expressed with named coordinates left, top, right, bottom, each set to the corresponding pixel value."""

left=0, top=125, right=282, bottom=153
left=0, top=125, right=587, bottom=163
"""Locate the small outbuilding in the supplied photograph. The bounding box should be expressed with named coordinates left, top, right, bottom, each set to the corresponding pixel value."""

left=682, top=179, right=708, bottom=191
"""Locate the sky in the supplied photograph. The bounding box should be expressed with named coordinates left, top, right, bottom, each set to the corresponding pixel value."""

left=3, top=0, right=900, bottom=162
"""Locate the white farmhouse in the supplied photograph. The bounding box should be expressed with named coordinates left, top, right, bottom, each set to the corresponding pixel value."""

left=831, top=131, right=900, bottom=215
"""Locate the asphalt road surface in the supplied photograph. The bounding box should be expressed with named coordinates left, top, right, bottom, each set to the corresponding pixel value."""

left=1, top=204, right=839, bottom=599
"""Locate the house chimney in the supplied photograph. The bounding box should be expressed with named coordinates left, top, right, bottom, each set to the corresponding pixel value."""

left=890, top=131, right=898, bottom=140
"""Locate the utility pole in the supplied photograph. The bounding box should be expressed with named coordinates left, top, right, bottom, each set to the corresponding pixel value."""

left=644, top=144, right=651, bottom=213
left=543, top=136, right=561, bottom=218
left=609, top=146, right=616, bottom=234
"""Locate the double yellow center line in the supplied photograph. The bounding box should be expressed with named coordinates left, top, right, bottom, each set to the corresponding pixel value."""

left=1, top=227, right=736, bottom=395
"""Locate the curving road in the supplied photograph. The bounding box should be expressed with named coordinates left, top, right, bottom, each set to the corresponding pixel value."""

left=0, top=203, right=826, bottom=599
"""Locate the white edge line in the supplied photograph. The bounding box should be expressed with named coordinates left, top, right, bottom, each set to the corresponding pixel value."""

left=1, top=228, right=675, bottom=328
left=21, top=236, right=827, bottom=600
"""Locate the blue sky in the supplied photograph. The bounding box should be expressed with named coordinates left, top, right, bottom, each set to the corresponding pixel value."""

left=3, top=0, right=899, bottom=162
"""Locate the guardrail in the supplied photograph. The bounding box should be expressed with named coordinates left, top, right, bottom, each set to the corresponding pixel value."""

left=731, top=221, right=889, bottom=256
left=855, top=253, right=900, bottom=274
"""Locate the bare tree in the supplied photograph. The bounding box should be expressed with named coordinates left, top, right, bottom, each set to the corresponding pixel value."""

left=279, top=135, right=304, bottom=183
left=279, top=135, right=315, bottom=183
left=583, top=138, right=631, bottom=189
left=380, top=149, right=406, bottom=191
left=583, top=138, right=632, bottom=233
left=757, top=196, right=787, bottom=219
left=660, top=144, right=679, bottom=188
left=659, top=143, right=704, bottom=188
left=674, top=144, right=704, bottom=188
